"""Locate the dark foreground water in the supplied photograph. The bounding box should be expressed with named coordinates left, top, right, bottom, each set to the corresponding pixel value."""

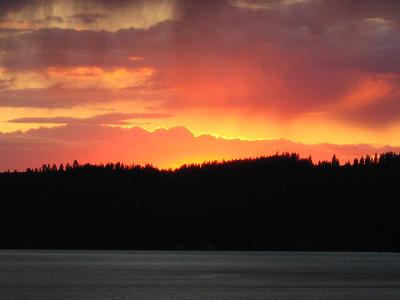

left=0, top=251, right=399, bottom=300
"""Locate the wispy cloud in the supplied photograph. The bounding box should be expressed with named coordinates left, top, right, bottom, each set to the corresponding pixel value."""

left=8, top=112, right=171, bottom=125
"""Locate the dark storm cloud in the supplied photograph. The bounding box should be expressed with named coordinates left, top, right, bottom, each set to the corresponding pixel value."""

left=254, top=0, right=400, bottom=33
left=72, top=0, right=164, bottom=10
left=0, top=0, right=34, bottom=17
left=68, top=13, right=107, bottom=25
left=2, top=1, right=399, bottom=71
left=0, top=27, right=153, bottom=69
left=174, top=0, right=229, bottom=19
left=0, top=0, right=172, bottom=18
left=2, top=0, right=400, bottom=22
left=31, top=15, right=65, bottom=25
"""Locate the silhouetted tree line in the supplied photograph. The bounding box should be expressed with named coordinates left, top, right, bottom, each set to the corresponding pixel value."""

left=1, top=152, right=400, bottom=251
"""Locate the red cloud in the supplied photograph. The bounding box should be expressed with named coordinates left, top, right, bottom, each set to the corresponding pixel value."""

left=0, top=0, right=400, bottom=128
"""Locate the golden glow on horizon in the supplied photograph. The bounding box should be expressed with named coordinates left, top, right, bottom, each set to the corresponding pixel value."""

left=2, top=105, right=400, bottom=147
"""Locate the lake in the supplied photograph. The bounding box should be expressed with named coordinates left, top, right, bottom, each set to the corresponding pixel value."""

left=0, top=251, right=399, bottom=299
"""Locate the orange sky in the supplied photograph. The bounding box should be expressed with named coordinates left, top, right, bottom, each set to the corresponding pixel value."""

left=0, top=0, right=400, bottom=170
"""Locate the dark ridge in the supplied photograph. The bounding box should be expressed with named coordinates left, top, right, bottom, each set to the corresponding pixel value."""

left=0, top=152, right=399, bottom=251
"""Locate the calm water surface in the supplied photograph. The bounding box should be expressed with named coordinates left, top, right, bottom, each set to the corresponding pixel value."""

left=0, top=251, right=399, bottom=299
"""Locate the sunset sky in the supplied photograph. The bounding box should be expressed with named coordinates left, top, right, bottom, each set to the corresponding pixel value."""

left=1, top=0, right=400, bottom=170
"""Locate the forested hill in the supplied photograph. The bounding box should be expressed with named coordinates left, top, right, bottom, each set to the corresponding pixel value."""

left=0, top=152, right=400, bottom=251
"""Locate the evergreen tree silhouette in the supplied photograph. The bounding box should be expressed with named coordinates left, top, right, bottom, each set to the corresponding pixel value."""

left=0, top=152, right=400, bottom=251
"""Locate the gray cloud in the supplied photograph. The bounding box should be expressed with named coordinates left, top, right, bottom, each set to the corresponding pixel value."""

left=0, top=86, right=116, bottom=108
left=0, top=0, right=152, bottom=15
left=68, top=13, right=107, bottom=25
left=0, top=0, right=35, bottom=17
left=2, top=2, right=399, bottom=72
left=2, top=0, right=400, bottom=22
left=29, top=15, right=65, bottom=25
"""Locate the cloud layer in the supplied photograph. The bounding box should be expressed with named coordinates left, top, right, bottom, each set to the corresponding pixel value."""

left=1, top=125, right=399, bottom=171
left=0, top=0, right=399, bottom=125
left=0, top=0, right=399, bottom=169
